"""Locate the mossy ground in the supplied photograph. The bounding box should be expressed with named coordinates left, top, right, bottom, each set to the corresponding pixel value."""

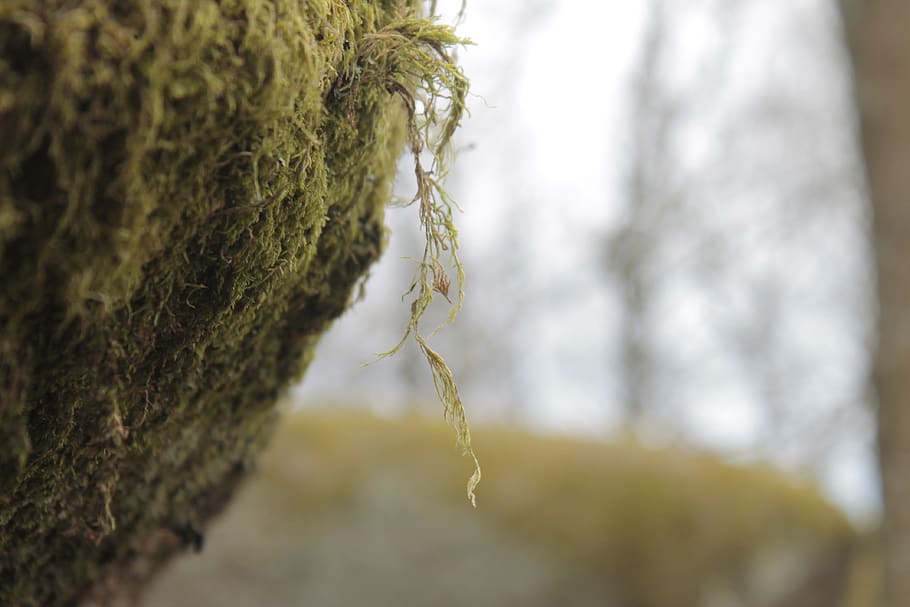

left=0, top=1, right=467, bottom=604
left=145, top=408, right=865, bottom=607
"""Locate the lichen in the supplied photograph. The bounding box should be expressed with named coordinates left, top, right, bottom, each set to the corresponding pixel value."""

left=0, top=1, right=469, bottom=604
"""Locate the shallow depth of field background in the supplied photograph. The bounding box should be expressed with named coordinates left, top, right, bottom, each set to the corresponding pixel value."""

left=144, top=1, right=881, bottom=605
left=300, top=0, right=875, bottom=519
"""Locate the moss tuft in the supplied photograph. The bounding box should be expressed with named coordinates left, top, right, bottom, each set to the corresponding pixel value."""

left=0, top=1, right=468, bottom=604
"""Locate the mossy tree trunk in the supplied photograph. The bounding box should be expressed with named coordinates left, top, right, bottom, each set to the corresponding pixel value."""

left=0, top=1, right=463, bottom=605
left=841, top=2, right=910, bottom=605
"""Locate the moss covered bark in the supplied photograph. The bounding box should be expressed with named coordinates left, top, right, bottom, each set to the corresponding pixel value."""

left=0, top=1, right=463, bottom=604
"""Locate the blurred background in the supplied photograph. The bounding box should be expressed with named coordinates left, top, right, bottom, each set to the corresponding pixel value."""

left=143, top=1, right=885, bottom=605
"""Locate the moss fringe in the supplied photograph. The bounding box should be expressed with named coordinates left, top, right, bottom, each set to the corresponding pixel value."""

left=342, top=11, right=480, bottom=505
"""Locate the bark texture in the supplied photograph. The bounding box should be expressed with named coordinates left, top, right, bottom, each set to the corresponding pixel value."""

left=841, top=2, right=910, bottom=605
left=0, top=1, right=449, bottom=604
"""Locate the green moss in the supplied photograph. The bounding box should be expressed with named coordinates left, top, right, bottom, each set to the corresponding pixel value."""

left=0, top=1, right=468, bottom=604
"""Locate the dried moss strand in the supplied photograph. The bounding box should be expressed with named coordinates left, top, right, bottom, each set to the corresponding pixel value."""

left=353, top=12, right=477, bottom=502
left=415, top=332, right=480, bottom=506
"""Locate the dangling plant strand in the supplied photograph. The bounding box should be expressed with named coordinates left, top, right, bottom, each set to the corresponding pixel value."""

left=345, top=11, right=479, bottom=505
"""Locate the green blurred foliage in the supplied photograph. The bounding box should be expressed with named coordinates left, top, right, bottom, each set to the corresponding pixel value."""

left=144, top=407, right=876, bottom=607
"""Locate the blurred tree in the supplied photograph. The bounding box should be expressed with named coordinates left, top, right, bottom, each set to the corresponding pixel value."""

left=606, top=2, right=872, bottom=493
left=606, top=0, right=742, bottom=431
left=841, top=2, right=910, bottom=604
left=605, top=0, right=667, bottom=427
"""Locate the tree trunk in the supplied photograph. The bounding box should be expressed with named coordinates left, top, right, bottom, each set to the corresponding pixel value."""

left=841, top=2, right=910, bottom=605
left=0, top=1, right=459, bottom=604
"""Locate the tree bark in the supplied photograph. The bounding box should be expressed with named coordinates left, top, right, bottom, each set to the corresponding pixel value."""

left=841, top=2, right=910, bottom=605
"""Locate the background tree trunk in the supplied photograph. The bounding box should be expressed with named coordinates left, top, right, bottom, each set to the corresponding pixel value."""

left=841, top=2, right=910, bottom=605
